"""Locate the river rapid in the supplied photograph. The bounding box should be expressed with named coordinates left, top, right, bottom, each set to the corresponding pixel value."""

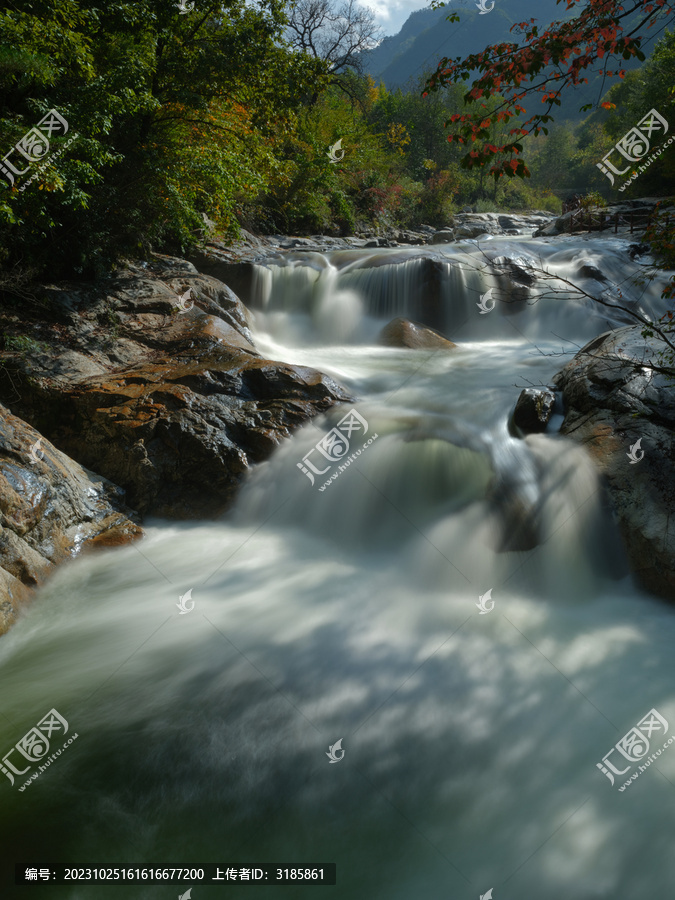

left=1, top=233, right=674, bottom=899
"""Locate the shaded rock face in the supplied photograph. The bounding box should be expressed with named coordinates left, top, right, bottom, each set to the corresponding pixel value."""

left=0, top=255, right=352, bottom=518
left=190, top=257, right=257, bottom=306
left=553, top=326, right=675, bottom=600
left=379, top=317, right=457, bottom=350
left=0, top=405, right=141, bottom=635
left=511, top=389, right=556, bottom=434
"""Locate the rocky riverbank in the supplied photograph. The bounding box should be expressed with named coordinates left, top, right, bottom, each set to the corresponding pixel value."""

left=0, top=404, right=142, bottom=634
left=0, top=254, right=353, bottom=632
left=190, top=199, right=668, bottom=274
left=552, top=326, right=675, bottom=601
left=510, top=322, right=674, bottom=601
left=189, top=211, right=556, bottom=271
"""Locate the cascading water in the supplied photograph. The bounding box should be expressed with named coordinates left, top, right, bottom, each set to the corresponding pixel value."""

left=1, top=234, right=674, bottom=899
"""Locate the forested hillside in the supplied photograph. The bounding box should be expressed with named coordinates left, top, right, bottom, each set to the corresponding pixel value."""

left=1, top=0, right=674, bottom=285
left=362, top=0, right=651, bottom=118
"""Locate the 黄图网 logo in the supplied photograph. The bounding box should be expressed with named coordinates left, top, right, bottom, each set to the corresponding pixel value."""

left=1, top=709, right=69, bottom=786
left=178, top=890, right=193, bottom=900
left=596, top=707, right=669, bottom=787
left=477, top=288, right=495, bottom=314
left=597, top=108, right=669, bottom=187
left=480, top=890, right=493, bottom=900
left=1, top=109, right=69, bottom=187
left=626, top=438, right=644, bottom=464
left=326, top=739, right=344, bottom=763
left=476, top=589, right=494, bottom=614
left=177, top=0, right=195, bottom=12
left=475, top=0, right=494, bottom=12
left=177, top=589, right=195, bottom=614
left=328, top=139, right=345, bottom=163
left=298, top=408, right=369, bottom=486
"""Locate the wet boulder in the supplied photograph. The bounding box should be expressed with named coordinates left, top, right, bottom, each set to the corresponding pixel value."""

left=379, top=317, right=457, bottom=351
left=578, top=264, right=607, bottom=282
left=455, top=223, right=492, bottom=239
left=396, top=230, right=429, bottom=245
left=0, top=405, right=142, bottom=635
left=511, top=389, right=556, bottom=434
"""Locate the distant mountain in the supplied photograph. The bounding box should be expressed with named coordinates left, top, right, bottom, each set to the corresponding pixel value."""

left=364, top=6, right=448, bottom=79
left=362, top=0, right=650, bottom=122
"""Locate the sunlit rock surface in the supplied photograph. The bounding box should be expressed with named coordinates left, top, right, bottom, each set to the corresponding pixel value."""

left=378, top=317, right=457, bottom=350
left=0, top=255, right=352, bottom=519
left=0, top=404, right=141, bottom=634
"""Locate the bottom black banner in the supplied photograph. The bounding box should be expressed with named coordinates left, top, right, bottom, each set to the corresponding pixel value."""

left=15, top=864, right=336, bottom=885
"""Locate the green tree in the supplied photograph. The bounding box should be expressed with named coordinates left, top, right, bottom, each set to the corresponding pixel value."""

left=0, top=0, right=325, bottom=279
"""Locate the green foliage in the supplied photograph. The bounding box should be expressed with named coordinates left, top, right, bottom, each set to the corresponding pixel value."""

left=0, top=0, right=326, bottom=278
left=567, top=31, right=675, bottom=199
left=475, top=199, right=499, bottom=213
left=579, top=191, right=607, bottom=210
left=0, top=0, right=670, bottom=279
left=2, top=333, right=49, bottom=355
left=645, top=204, right=675, bottom=299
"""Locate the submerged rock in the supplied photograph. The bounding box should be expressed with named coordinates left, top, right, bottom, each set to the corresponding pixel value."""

left=379, top=317, right=457, bottom=350
left=0, top=404, right=141, bottom=635
left=553, top=326, right=675, bottom=600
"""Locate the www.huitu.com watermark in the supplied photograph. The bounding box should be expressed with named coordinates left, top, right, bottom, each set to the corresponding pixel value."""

left=297, top=408, right=377, bottom=490
left=1, top=109, right=78, bottom=191
left=618, top=134, right=675, bottom=192
left=626, top=438, right=644, bottom=464
left=595, top=707, right=670, bottom=791
left=1, top=708, right=76, bottom=790
left=317, top=434, right=379, bottom=491
left=596, top=108, right=670, bottom=189
left=617, top=735, right=675, bottom=791
left=477, top=288, right=495, bottom=314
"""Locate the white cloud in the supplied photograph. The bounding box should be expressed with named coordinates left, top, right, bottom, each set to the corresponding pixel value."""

left=358, top=0, right=430, bottom=36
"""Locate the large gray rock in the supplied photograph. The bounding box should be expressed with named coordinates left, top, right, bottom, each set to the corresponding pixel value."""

left=450, top=212, right=554, bottom=239
left=455, top=222, right=493, bottom=239
left=553, top=326, right=675, bottom=600
left=0, top=405, right=141, bottom=635
left=431, top=230, right=455, bottom=244
left=397, top=230, right=430, bottom=245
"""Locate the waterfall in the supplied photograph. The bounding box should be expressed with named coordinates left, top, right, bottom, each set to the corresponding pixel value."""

left=249, top=238, right=670, bottom=348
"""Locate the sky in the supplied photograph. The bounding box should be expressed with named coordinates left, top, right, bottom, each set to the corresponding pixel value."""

left=362, top=0, right=430, bottom=37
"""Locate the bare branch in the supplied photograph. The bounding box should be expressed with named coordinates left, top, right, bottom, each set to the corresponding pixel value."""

left=286, top=0, right=381, bottom=74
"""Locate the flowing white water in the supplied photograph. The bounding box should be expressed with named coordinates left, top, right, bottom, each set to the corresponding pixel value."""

left=1, top=236, right=674, bottom=899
